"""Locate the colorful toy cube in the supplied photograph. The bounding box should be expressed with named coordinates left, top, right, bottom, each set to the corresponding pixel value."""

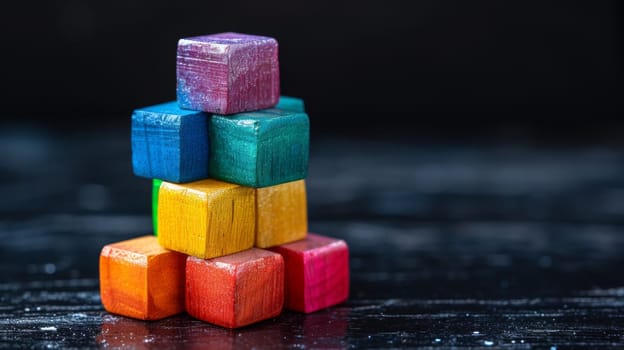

left=256, top=179, right=307, bottom=248
left=99, top=235, right=186, bottom=320
left=209, top=109, right=309, bottom=187
left=152, top=178, right=162, bottom=235
left=270, top=233, right=349, bottom=313
left=157, top=179, right=255, bottom=259
left=177, top=32, right=280, bottom=114
left=186, top=248, right=284, bottom=328
left=131, top=101, right=209, bottom=183
left=276, top=95, right=305, bottom=112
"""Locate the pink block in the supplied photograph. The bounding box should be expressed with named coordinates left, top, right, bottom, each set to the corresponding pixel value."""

left=270, top=233, right=349, bottom=313
left=176, top=32, right=280, bottom=114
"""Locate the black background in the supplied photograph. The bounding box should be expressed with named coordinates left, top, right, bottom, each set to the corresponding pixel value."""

left=1, top=0, right=621, bottom=142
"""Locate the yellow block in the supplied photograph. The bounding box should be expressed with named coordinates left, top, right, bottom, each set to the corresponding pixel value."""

left=255, top=179, right=308, bottom=248
left=157, top=179, right=255, bottom=259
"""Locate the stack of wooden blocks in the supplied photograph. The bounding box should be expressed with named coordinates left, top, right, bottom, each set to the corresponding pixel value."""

left=99, top=32, right=350, bottom=328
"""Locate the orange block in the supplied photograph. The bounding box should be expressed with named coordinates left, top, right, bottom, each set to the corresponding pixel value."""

left=99, top=235, right=186, bottom=320
left=158, top=179, right=255, bottom=259
left=255, top=179, right=307, bottom=248
left=186, top=248, right=284, bottom=328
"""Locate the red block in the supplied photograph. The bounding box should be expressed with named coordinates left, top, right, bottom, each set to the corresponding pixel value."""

left=270, top=233, right=349, bottom=313
left=185, top=248, right=284, bottom=328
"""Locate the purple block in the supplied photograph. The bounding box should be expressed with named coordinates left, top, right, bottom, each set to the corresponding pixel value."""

left=176, top=32, right=280, bottom=114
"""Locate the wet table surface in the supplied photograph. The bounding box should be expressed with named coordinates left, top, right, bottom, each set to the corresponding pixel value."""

left=1, top=126, right=623, bottom=349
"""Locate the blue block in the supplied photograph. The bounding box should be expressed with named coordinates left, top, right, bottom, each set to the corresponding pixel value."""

left=276, top=96, right=305, bottom=112
left=209, top=108, right=309, bottom=187
left=131, top=101, right=209, bottom=183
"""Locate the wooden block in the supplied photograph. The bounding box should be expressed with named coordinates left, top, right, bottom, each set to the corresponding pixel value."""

left=152, top=178, right=162, bottom=236
left=177, top=32, right=280, bottom=114
left=131, top=101, right=209, bottom=183
left=185, top=248, right=284, bottom=328
left=269, top=233, right=349, bottom=313
left=209, top=109, right=309, bottom=187
left=157, top=179, right=255, bottom=259
left=276, top=95, right=305, bottom=112
left=255, top=179, right=307, bottom=248
left=99, top=235, right=186, bottom=320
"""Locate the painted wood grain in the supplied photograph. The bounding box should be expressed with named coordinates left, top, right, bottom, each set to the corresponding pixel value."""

left=255, top=179, right=307, bottom=248
left=209, top=108, right=309, bottom=188
left=177, top=32, right=279, bottom=114
left=185, top=248, right=284, bottom=328
left=99, top=235, right=186, bottom=320
left=157, top=179, right=255, bottom=259
left=131, top=101, right=209, bottom=183
left=270, top=233, right=349, bottom=313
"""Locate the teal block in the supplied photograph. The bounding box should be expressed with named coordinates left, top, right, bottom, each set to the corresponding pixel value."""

left=276, top=96, right=305, bottom=112
left=209, top=108, right=309, bottom=187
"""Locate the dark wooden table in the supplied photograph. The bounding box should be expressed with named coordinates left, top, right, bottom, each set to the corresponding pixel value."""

left=1, top=126, right=623, bottom=348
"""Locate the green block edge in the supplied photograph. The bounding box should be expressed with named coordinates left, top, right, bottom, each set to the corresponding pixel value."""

left=152, top=178, right=162, bottom=236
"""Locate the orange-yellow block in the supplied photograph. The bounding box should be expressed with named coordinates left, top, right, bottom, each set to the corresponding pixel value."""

left=255, top=179, right=308, bottom=248
left=99, top=235, right=186, bottom=320
left=158, top=179, right=255, bottom=259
